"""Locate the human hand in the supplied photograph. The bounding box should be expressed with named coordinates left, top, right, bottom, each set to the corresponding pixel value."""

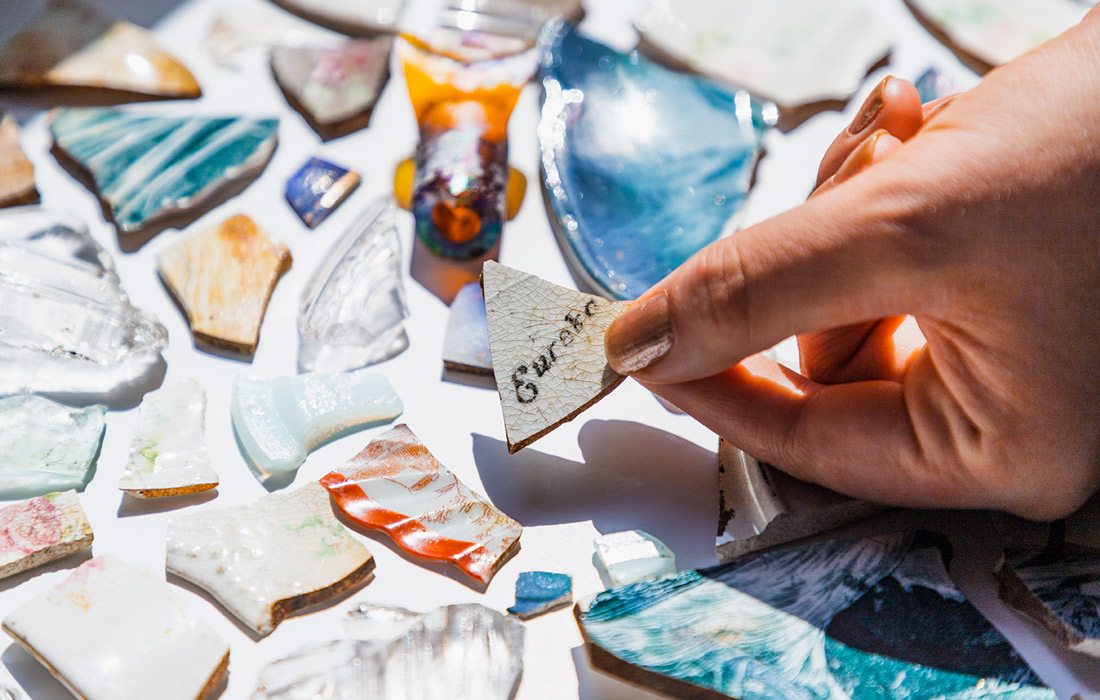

left=603, top=14, right=1100, bottom=520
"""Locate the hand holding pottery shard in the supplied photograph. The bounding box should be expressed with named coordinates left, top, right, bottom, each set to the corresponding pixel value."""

left=482, top=261, right=627, bottom=452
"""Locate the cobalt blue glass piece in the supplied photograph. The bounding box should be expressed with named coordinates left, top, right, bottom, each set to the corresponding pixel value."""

left=507, top=571, right=572, bottom=619
left=915, top=67, right=955, bottom=103
left=537, top=20, right=772, bottom=300
left=285, top=157, right=361, bottom=229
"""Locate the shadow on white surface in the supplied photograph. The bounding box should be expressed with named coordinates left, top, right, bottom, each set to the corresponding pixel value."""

left=116, top=489, right=219, bottom=518
left=409, top=232, right=498, bottom=305
left=0, top=552, right=92, bottom=595
left=571, top=644, right=667, bottom=700
left=2, top=643, right=70, bottom=700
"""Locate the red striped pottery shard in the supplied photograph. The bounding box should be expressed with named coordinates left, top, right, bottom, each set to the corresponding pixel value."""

left=481, top=261, right=627, bottom=453
left=320, top=424, right=521, bottom=583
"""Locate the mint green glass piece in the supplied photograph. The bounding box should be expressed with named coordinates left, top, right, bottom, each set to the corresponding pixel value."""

left=0, top=395, right=106, bottom=498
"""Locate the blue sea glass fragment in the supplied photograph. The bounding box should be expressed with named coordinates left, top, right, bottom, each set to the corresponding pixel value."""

left=537, top=20, right=771, bottom=300
left=508, top=571, right=572, bottom=619
left=285, top=157, right=361, bottom=229
left=915, top=67, right=955, bottom=103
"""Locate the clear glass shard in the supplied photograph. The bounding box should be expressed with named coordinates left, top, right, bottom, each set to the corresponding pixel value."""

left=298, top=198, right=410, bottom=372
left=345, top=602, right=422, bottom=641
left=593, top=529, right=676, bottom=587
left=0, top=396, right=105, bottom=500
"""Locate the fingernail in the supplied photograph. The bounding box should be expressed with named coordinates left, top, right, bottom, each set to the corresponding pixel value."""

left=605, top=290, right=673, bottom=375
left=847, top=76, right=891, bottom=136
left=922, top=93, right=958, bottom=123
left=833, top=129, right=887, bottom=186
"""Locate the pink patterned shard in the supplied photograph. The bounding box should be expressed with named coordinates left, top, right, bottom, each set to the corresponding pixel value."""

left=0, top=491, right=92, bottom=580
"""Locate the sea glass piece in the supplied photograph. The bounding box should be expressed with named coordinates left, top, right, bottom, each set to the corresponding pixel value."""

left=158, top=214, right=291, bottom=355
left=508, top=571, right=571, bottom=619
left=272, top=38, right=393, bottom=137
left=438, top=0, right=583, bottom=43
left=716, top=440, right=884, bottom=562
left=0, top=396, right=105, bottom=499
left=298, top=198, right=410, bottom=372
left=166, top=483, right=374, bottom=636
left=3, top=556, right=229, bottom=700
left=273, top=0, right=405, bottom=34
left=254, top=603, right=524, bottom=700
left=635, top=0, right=889, bottom=114
left=482, top=261, right=627, bottom=453
left=0, top=491, right=92, bottom=581
left=231, top=370, right=403, bottom=482
left=399, top=35, right=537, bottom=259
left=394, top=158, right=527, bottom=221
left=320, top=424, right=522, bottom=583
left=0, top=114, right=37, bottom=208
left=538, top=21, right=771, bottom=300
left=593, top=530, right=675, bottom=587
left=0, top=0, right=200, bottom=99
left=915, top=66, right=956, bottom=103
left=285, top=157, right=360, bottom=228
left=50, top=108, right=278, bottom=234
left=443, top=281, right=492, bottom=374
left=118, top=379, right=218, bottom=498
left=344, top=602, right=422, bottom=640
left=0, top=207, right=168, bottom=398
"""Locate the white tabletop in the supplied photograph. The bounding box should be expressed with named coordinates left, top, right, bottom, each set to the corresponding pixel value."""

left=1, top=0, right=1098, bottom=698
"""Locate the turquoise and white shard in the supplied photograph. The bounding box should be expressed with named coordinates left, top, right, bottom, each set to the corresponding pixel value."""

left=231, top=370, right=402, bottom=483
left=508, top=571, right=572, bottom=619
left=537, top=20, right=771, bottom=300
left=50, top=108, right=278, bottom=233
left=578, top=534, right=1053, bottom=698
left=0, top=395, right=106, bottom=499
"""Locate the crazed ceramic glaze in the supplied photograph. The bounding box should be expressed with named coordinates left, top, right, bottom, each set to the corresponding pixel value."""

left=538, top=21, right=771, bottom=300
left=158, top=214, right=291, bottom=355
left=0, top=114, right=37, bottom=208
left=273, top=0, right=405, bottom=34
left=119, top=379, right=218, bottom=498
left=231, top=370, right=403, bottom=482
left=284, top=157, right=361, bottom=228
left=508, top=571, right=572, bottom=619
left=443, top=281, right=492, bottom=374
left=0, top=491, right=92, bottom=580
left=0, top=396, right=105, bottom=499
left=3, top=556, right=229, bottom=700
left=593, top=530, right=675, bottom=587
left=166, top=483, right=374, bottom=635
left=320, top=424, right=522, bottom=583
left=50, top=108, right=278, bottom=233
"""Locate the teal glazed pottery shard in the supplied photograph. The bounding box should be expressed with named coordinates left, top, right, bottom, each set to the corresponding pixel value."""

left=593, top=530, right=675, bottom=587
left=577, top=534, right=1053, bottom=699
left=49, top=108, right=278, bottom=234
left=285, top=157, right=361, bottom=228
left=508, top=571, right=572, bottom=619
left=537, top=20, right=771, bottom=300
left=0, top=396, right=105, bottom=499
left=231, top=370, right=402, bottom=482
left=298, top=198, right=410, bottom=373
left=0, top=207, right=168, bottom=398
left=254, top=603, right=524, bottom=700
left=443, top=281, right=492, bottom=375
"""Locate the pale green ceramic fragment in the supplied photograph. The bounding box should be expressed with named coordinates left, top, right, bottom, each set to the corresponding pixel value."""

left=231, top=370, right=402, bottom=483
left=0, top=395, right=106, bottom=499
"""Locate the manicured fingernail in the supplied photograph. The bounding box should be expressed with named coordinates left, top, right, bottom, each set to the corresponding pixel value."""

left=834, top=129, right=887, bottom=186
left=605, top=290, right=673, bottom=375
left=847, top=76, right=891, bottom=136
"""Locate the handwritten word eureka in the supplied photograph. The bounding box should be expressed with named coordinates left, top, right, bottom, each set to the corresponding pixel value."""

left=511, top=300, right=601, bottom=404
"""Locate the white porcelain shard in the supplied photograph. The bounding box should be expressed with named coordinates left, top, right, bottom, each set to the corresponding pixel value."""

left=298, top=199, right=410, bottom=373
left=119, top=379, right=218, bottom=498
left=0, top=114, right=37, bottom=208
left=272, top=0, right=405, bottom=35
left=593, top=529, right=676, bottom=587
left=165, top=483, right=374, bottom=636
left=231, top=370, right=403, bottom=482
left=0, top=395, right=106, bottom=499
left=3, top=556, right=229, bottom=700
left=0, top=207, right=168, bottom=398
left=482, top=261, right=627, bottom=453
left=0, top=491, right=92, bottom=580
left=443, top=281, right=492, bottom=375
left=207, top=3, right=335, bottom=68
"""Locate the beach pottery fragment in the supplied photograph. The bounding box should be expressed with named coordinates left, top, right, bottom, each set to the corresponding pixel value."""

left=716, top=440, right=884, bottom=562
left=482, top=261, right=627, bottom=453
left=0, top=0, right=200, bottom=99
left=443, top=281, right=492, bottom=374
left=50, top=108, right=278, bottom=234
left=635, top=0, right=888, bottom=119
left=538, top=21, right=771, bottom=301
left=272, top=0, right=405, bottom=34
left=321, top=424, right=522, bottom=583
left=0, top=491, right=92, bottom=581
left=166, top=483, right=374, bottom=636
left=299, top=199, right=409, bottom=372
left=285, top=157, right=361, bottom=228
left=915, top=66, right=956, bottom=103
left=118, top=379, right=218, bottom=498
left=593, top=530, right=675, bottom=587
left=906, top=0, right=1087, bottom=71
left=272, top=38, right=393, bottom=137
left=3, top=556, right=229, bottom=700
left=0, top=396, right=105, bottom=499
left=0, top=207, right=168, bottom=398
left=0, top=115, right=37, bottom=207
left=399, top=35, right=537, bottom=259
left=508, top=571, right=572, bottom=619
left=255, top=603, right=524, bottom=700
left=207, top=3, right=335, bottom=68
left=158, top=214, right=291, bottom=355
left=232, top=370, right=402, bottom=482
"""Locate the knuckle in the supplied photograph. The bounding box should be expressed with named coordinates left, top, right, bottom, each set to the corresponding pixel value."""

left=686, top=238, right=751, bottom=342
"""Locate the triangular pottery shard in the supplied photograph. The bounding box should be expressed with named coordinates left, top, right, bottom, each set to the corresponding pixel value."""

left=481, top=261, right=627, bottom=453
left=0, top=115, right=37, bottom=208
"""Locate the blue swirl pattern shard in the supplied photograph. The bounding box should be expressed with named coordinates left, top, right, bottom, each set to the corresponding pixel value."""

left=537, top=21, right=771, bottom=300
